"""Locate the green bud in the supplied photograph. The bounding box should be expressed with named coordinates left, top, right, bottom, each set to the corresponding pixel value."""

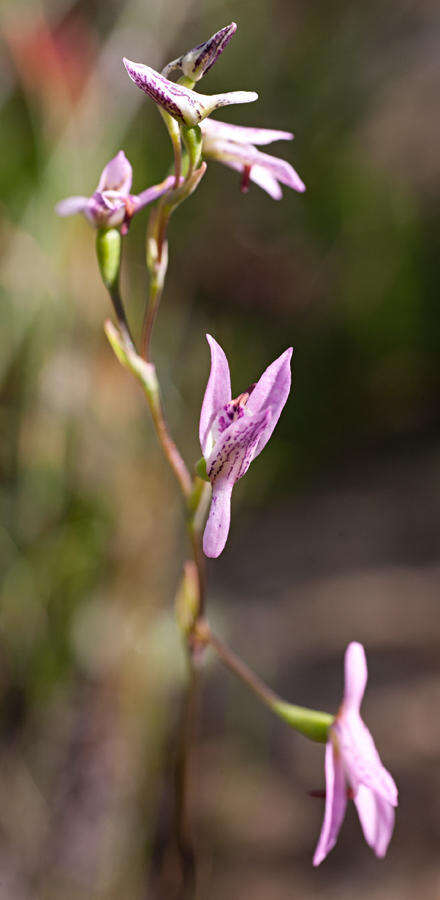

left=272, top=700, right=334, bottom=743
left=96, top=228, right=122, bottom=291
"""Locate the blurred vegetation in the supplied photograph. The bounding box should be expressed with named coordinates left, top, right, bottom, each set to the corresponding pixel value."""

left=1, top=0, right=439, bottom=897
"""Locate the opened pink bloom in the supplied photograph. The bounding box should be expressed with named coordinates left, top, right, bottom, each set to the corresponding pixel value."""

left=200, top=335, right=292, bottom=558
left=314, top=642, right=398, bottom=866
left=56, top=151, right=176, bottom=233
left=123, top=58, right=257, bottom=128
left=201, top=119, right=305, bottom=198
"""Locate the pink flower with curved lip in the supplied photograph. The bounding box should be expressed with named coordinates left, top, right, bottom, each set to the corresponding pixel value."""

left=200, top=335, right=292, bottom=558
left=123, top=58, right=257, bottom=128
left=313, top=642, right=398, bottom=866
left=200, top=118, right=305, bottom=199
left=56, top=151, right=176, bottom=233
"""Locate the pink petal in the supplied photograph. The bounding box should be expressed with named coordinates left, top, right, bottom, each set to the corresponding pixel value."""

left=123, top=58, right=257, bottom=127
left=245, top=347, right=292, bottom=456
left=55, top=196, right=89, bottom=217
left=97, top=151, right=132, bottom=196
left=354, top=784, right=395, bottom=857
left=199, top=335, right=232, bottom=457
left=205, top=406, right=271, bottom=484
left=249, top=165, right=284, bottom=199
left=250, top=148, right=305, bottom=193
left=225, top=159, right=283, bottom=199
left=201, top=118, right=294, bottom=145
left=335, top=714, right=398, bottom=806
left=203, top=407, right=271, bottom=557
left=204, top=138, right=305, bottom=194
left=313, top=742, right=347, bottom=866
left=133, top=174, right=177, bottom=211
left=343, top=642, right=368, bottom=712
left=203, top=478, right=233, bottom=558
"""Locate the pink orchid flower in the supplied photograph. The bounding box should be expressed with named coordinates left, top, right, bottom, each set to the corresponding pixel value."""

left=123, top=58, right=257, bottom=128
left=200, top=118, right=305, bottom=198
left=313, top=642, right=398, bottom=866
left=200, top=335, right=292, bottom=558
left=56, top=151, right=176, bottom=233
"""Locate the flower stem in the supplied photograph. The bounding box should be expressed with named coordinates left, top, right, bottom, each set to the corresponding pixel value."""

left=187, top=477, right=211, bottom=619
left=159, top=108, right=182, bottom=189
left=144, top=376, right=192, bottom=499
left=174, top=649, right=199, bottom=899
left=108, top=283, right=135, bottom=350
left=199, top=624, right=333, bottom=743
left=141, top=276, right=163, bottom=361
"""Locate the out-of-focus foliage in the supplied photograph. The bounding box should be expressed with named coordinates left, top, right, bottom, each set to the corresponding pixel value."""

left=1, top=0, right=440, bottom=896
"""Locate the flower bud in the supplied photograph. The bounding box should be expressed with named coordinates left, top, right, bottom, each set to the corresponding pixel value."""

left=163, top=23, right=237, bottom=82
left=96, top=227, right=121, bottom=290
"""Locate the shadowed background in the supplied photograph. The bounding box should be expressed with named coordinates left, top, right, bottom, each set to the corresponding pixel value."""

left=1, top=0, right=440, bottom=897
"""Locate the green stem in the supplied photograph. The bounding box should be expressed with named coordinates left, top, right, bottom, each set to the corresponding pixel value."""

left=186, top=478, right=211, bottom=619
left=159, top=108, right=182, bottom=189
left=141, top=276, right=164, bottom=361
left=201, top=625, right=333, bottom=743
left=108, top=283, right=135, bottom=350
left=144, top=376, right=192, bottom=499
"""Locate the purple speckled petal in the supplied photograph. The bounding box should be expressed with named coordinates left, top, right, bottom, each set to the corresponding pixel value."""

left=97, top=151, right=132, bottom=196
left=354, top=785, right=395, bottom=858
left=203, top=407, right=270, bottom=557
left=203, top=478, right=233, bottom=558
left=205, top=406, right=271, bottom=485
left=55, top=196, right=89, bottom=217
left=245, top=347, right=292, bottom=456
left=199, top=334, right=232, bottom=456
left=201, top=118, right=293, bottom=145
left=123, top=58, right=257, bottom=127
left=343, top=641, right=367, bottom=712
left=313, top=742, right=347, bottom=866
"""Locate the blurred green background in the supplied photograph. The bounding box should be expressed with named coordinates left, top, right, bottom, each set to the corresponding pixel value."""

left=1, top=0, right=440, bottom=897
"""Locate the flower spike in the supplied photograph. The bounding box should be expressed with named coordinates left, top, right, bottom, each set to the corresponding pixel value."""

left=313, top=642, right=398, bottom=866
left=200, top=335, right=292, bottom=557
left=123, top=58, right=257, bottom=128
left=162, top=23, right=237, bottom=82
left=56, top=150, right=176, bottom=232
left=201, top=119, right=305, bottom=198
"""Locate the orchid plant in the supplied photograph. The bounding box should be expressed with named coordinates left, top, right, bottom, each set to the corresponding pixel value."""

left=57, top=23, right=397, bottom=895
